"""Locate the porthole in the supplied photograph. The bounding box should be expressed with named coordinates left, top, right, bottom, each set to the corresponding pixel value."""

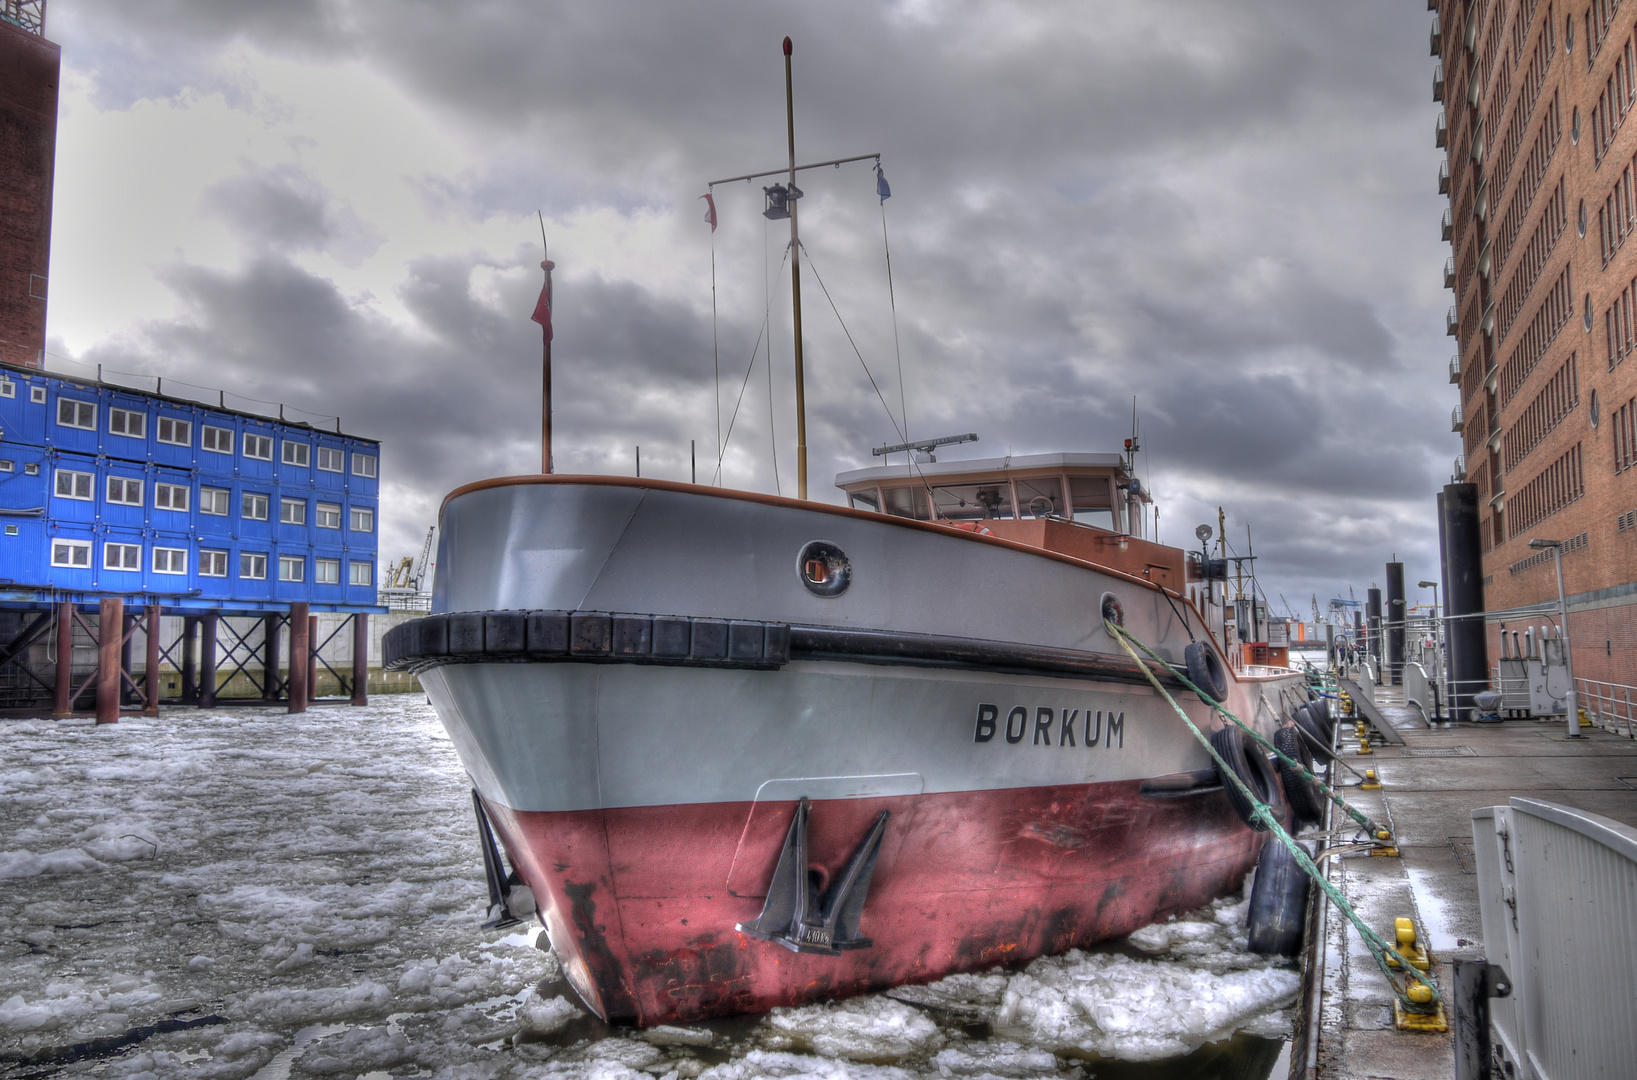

left=797, top=540, right=851, bottom=597
left=1573, top=106, right=1581, bottom=144
left=1578, top=200, right=1587, bottom=238
left=1591, top=389, right=1601, bottom=428
left=1101, top=592, right=1125, bottom=628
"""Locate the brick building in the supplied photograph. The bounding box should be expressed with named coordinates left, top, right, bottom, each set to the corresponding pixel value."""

left=0, top=3, right=55, bottom=370
left=1436, top=0, right=1637, bottom=685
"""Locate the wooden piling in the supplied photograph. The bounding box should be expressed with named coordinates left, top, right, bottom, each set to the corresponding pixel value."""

left=288, top=603, right=308, bottom=713
left=351, top=613, right=369, bottom=706
left=52, top=601, right=72, bottom=718
left=143, top=605, right=161, bottom=716
left=199, top=612, right=218, bottom=708
left=96, top=598, right=122, bottom=724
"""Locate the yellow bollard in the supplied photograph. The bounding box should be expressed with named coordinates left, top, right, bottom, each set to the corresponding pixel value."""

left=1361, top=768, right=1381, bottom=790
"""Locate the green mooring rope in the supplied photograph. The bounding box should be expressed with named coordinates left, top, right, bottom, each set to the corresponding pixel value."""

left=1104, top=619, right=1440, bottom=1010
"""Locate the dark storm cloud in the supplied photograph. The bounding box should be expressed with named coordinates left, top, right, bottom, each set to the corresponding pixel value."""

left=201, top=164, right=383, bottom=264
left=46, top=0, right=1456, bottom=598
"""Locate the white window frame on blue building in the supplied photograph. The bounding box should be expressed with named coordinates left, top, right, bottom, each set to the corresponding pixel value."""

left=108, top=408, right=145, bottom=438
left=104, top=543, right=141, bottom=571
left=51, top=540, right=90, bottom=567
left=106, top=477, right=142, bottom=506
left=55, top=470, right=92, bottom=500
left=57, top=399, right=94, bottom=430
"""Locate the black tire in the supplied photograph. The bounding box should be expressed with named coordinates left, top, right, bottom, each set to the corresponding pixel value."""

left=1275, top=725, right=1324, bottom=829
left=1247, top=836, right=1312, bottom=957
left=1186, top=641, right=1229, bottom=703
left=1210, top=725, right=1286, bottom=832
left=1293, top=703, right=1334, bottom=764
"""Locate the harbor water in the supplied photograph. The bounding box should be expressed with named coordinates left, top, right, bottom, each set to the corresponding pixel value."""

left=1, top=700, right=1300, bottom=1079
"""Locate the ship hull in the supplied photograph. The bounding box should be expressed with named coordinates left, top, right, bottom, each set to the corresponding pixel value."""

left=480, top=780, right=1261, bottom=1024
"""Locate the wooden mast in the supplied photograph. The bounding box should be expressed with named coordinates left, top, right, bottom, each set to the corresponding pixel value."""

left=538, top=213, right=555, bottom=474
left=783, top=36, right=808, bottom=500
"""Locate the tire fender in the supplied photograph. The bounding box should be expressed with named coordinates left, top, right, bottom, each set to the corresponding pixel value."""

left=1209, top=724, right=1287, bottom=832
left=1185, top=641, right=1229, bottom=704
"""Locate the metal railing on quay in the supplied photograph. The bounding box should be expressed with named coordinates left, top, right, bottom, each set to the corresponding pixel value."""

left=1575, top=677, right=1637, bottom=739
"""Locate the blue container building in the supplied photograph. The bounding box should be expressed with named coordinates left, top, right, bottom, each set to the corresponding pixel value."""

left=0, top=362, right=381, bottom=612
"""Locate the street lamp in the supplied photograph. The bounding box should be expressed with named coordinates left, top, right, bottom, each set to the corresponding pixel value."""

left=1418, top=580, right=1441, bottom=719
left=1527, top=538, right=1578, bottom=738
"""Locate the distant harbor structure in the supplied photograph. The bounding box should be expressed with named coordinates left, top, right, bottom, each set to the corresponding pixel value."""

left=0, top=360, right=385, bottom=718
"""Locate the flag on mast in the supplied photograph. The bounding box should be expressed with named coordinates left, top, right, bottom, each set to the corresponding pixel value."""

left=875, top=163, right=891, bottom=204
left=700, top=192, right=718, bottom=232
left=531, top=260, right=554, bottom=343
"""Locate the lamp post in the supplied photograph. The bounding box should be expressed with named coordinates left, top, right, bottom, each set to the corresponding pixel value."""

left=1527, top=538, right=1578, bottom=738
left=1418, top=579, right=1441, bottom=717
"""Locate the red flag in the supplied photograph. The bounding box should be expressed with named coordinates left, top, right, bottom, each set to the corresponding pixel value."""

left=700, top=192, right=717, bottom=232
left=531, top=260, right=554, bottom=342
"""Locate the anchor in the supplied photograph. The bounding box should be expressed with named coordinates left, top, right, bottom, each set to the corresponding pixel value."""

left=736, top=797, right=890, bottom=955
left=472, top=790, right=536, bottom=930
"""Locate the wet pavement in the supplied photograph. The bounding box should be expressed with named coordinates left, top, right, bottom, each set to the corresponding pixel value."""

left=1307, top=688, right=1637, bottom=1080
left=0, top=699, right=1303, bottom=1080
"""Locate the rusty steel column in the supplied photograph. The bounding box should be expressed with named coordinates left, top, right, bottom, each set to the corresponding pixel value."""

left=199, top=613, right=218, bottom=708
left=96, top=598, right=122, bottom=724
left=263, top=613, right=281, bottom=703
left=119, top=609, right=135, bottom=707
left=181, top=616, right=198, bottom=703
left=288, top=603, right=309, bottom=713
left=52, top=601, right=73, bottom=717
left=143, top=605, right=161, bottom=716
left=308, top=613, right=318, bottom=699
left=351, top=613, right=369, bottom=706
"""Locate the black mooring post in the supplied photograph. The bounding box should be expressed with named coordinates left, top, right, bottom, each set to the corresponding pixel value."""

left=199, top=613, right=218, bottom=708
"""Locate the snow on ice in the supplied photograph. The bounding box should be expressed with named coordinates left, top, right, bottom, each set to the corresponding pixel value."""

left=0, top=699, right=1297, bottom=1079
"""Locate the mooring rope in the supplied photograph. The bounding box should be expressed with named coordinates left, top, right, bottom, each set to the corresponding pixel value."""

left=1103, top=619, right=1441, bottom=1011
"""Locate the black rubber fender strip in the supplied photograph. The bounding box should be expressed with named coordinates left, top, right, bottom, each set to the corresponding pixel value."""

left=385, top=612, right=1191, bottom=689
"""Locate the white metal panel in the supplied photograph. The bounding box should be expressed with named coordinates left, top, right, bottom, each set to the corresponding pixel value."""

left=1471, top=806, right=1527, bottom=1073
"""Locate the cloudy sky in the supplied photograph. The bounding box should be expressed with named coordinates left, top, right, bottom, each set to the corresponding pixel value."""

left=38, top=0, right=1450, bottom=616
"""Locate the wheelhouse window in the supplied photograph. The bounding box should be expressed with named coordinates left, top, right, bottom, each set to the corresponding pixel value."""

left=51, top=540, right=91, bottom=567
left=57, top=399, right=95, bottom=430
left=55, top=470, right=93, bottom=500
left=1015, top=477, right=1064, bottom=519
left=930, top=482, right=1015, bottom=522
left=108, top=408, right=146, bottom=439
left=157, top=417, right=192, bottom=446
left=880, top=485, right=930, bottom=520
left=848, top=488, right=881, bottom=513
left=1068, top=476, right=1116, bottom=530
left=106, top=476, right=143, bottom=506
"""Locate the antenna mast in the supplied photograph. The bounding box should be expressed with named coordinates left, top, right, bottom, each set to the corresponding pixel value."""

left=782, top=37, right=809, bottom=499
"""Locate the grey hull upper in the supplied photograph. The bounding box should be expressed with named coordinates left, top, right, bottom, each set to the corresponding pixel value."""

left=422, top=479, right=1302, bottom=814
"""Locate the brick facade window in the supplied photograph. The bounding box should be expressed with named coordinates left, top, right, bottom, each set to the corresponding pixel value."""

left=1495, top=93, right=1562, bottom=268
left=1498, top=177, right=1568, bottom=340
left=1495, top=17, right=1557, bottom=188
left=1591, top=33, right=1637, bottom=162
left=1503, top=353, right=1580, bottom=470
left=1615, top=396, right=1637, bottom=472
left=1508, top=443, right=1586, bottom=538
left=1500, top=264, right=1574, bottom=406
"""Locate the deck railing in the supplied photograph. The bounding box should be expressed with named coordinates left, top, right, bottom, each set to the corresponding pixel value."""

left=1575, top=676, right=1637, bottom=738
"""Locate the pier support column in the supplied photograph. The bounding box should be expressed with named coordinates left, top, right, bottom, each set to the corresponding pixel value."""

left=143, top=605, right=161, bottom=716
left=1441, top=482, right=1488, bottom=717
left=52, top=601, right=73, bottom=717
left=288, top=603, right=308, bottom=714
left=96, top=598, right=122, bottom=725
left=308, top=614, right=318, bottom=699
left=1386, top=562, right=1406, bottom=686
left=199, top=613, right=218, bottom=708
left=119, top=610, right=135, bottom=707
left=263, top=614, right=281, bottom=703
left=181, top=616, right=198, bottom=703
left=351, top=613, right=369, bottom=706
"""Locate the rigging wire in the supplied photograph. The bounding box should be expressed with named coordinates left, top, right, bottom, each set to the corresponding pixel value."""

left=879, top=188, right=910, bottom=479
left=709, top=217, right=721, bottom=481
left=712, top=244, right=792, bottom=486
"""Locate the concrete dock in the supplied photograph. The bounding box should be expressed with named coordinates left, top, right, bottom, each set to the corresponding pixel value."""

left=1299, top=689, right=1637, bottom=1079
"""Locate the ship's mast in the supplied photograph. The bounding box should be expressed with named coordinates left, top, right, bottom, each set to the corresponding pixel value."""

left=782, top=37, right=809, bottom=499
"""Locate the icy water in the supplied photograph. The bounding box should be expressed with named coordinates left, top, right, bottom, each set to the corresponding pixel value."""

left=0, top=700, right=1299, bottom=1079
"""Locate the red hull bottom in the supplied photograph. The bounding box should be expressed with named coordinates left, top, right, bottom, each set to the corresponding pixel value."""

left=485, top=781, right=1263, bottom=1025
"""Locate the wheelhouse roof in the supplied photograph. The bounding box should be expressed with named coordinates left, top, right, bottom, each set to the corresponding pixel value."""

left=835, top=452, right=1128, bottom=489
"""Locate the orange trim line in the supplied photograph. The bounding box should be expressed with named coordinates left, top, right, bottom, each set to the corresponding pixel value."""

left=439, top=473, right=1244, bottom=677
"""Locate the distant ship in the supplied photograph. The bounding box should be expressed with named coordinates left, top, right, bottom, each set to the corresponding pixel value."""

left=385, top=450, right=1304, bottom=1024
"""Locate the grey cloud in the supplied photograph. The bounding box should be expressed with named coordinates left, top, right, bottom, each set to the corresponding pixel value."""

left=202, top=164, right=383, bottom=265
